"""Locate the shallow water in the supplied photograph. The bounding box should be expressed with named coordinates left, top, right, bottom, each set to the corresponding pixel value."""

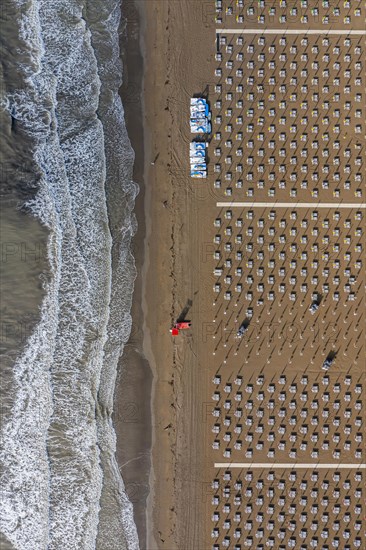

left=0, top=0, right=139, bottom=548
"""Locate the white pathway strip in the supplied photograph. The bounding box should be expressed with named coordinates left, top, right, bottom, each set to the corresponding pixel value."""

left=217, top=29, right=366, bottom=35
left=215, top=463, right=366, bottom=469
left=216, top=202, right=366, bottom=209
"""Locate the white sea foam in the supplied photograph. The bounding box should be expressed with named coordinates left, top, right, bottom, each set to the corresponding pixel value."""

left=0, top=0, right=140, bottom=548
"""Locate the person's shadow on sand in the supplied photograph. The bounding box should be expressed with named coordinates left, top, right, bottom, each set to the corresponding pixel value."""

left=176, top=299, right=193, bottom=323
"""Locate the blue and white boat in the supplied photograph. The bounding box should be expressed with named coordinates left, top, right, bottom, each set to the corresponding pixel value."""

left=190, top=97, right=211, bottom=134
left=190, top=170, right=207, bottom=178
left=190, top=139, right=208, bottom=177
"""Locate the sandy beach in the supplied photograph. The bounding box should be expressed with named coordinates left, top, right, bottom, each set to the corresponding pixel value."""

left=116, top=0, right=215, bottom=547
left=0, top=0, right=364, bottom=547
left=117, top=0, right=365, bottom=548
left=139, top=2, right=215, bottom=548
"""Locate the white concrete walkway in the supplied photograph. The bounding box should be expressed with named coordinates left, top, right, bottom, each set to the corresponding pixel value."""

left=217, top=202, right=366, bottom=209
left=217, top=29, right=366, bottom=35
left=215, top=462, right=366, bottom=469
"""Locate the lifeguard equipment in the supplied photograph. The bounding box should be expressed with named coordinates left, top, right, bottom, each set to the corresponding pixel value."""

left=170, top=321, right=192, bottom=336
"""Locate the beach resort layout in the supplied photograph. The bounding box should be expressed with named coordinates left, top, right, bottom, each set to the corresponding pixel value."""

left=145, top=1, right=365, bottom=549
left=0, top=0, right=365, bottom=549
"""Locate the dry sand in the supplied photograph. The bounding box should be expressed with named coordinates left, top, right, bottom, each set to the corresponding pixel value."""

left=140, top=1, right=215, bottom=548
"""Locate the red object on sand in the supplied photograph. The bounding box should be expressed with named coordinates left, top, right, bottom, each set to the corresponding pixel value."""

left=175, top=322, right=191, bottom=330
left=170, top=321, right=191, bottom=336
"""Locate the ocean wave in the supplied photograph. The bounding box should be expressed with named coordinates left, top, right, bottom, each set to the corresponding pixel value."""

left=0, top=0, right=140, bottom=548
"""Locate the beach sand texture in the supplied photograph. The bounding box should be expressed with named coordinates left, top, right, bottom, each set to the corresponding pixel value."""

left=133, top=0, right=365, bottom=548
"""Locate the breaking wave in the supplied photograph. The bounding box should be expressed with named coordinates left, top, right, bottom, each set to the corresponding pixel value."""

left=0, top=0, right=139, bottom=548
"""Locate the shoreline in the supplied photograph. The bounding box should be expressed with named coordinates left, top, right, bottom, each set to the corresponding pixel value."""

left=135, top=0, right=157, bottom=547
left=114, top=0, right=153, bottom=547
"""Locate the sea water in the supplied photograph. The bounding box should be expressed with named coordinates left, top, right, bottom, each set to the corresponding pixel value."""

left=0, top=0, right=139, bottom=548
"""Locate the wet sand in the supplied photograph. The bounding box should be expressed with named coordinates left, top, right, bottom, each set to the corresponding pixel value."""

left=114, top=0, right=152, bottom=548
